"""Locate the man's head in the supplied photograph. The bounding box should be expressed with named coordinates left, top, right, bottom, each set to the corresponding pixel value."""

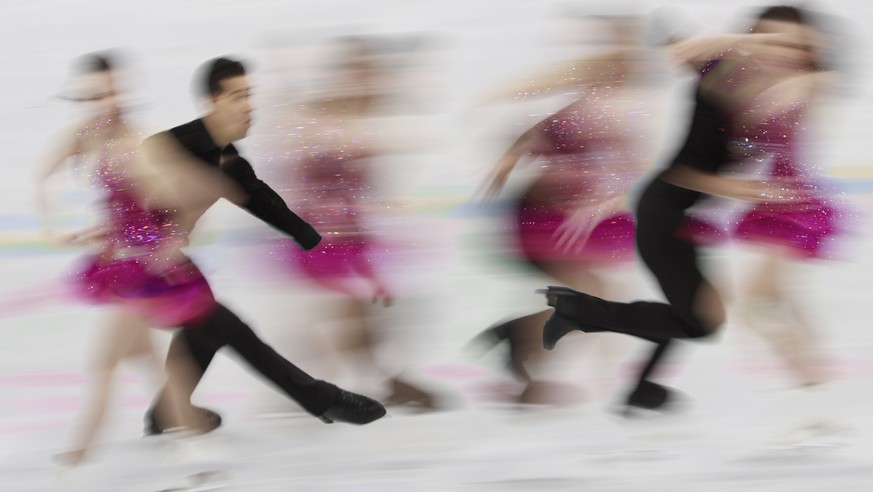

left=197, top=57, right=253, bottom=143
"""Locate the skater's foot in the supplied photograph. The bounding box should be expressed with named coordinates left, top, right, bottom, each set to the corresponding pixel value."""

left=538, top=287, right=588, bottom=350
left=621, top=380, right=679, bottom=417
left=319, top=389, right=387, bottom=424
left=54, top=449, right=87, bottom=467
left=145, top=406, right=222, bottom=436
left=467, top=317, right=537, bottom=382
left=542, top=311, right=580, bottom=351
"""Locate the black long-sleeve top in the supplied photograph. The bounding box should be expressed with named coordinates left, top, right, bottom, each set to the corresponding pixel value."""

left=667, top=60, right=731, bottom=174
left=165, top=119, right=322, bottom=250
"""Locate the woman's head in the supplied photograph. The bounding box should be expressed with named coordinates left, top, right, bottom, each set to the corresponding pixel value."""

left=747, top=6, right=824, bottom=71
left=328, top=36, right=385, bottom=89
left=68, top=51, right=124, bottom=118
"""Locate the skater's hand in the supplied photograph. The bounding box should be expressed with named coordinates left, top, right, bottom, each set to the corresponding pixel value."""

left=143, top=237, right=191, bottom=280
left=554, top=209, right=597, bottom=254
left=554, top=198, right=621, bottom=254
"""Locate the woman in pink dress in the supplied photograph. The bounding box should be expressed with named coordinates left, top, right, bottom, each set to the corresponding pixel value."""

left=263, top=37, right=438, bottom=409
left=473, top=17, right=656, bottom=404
left=726, top=13, right=850, bottom=396
left=36, top=52, right=242, bottom=467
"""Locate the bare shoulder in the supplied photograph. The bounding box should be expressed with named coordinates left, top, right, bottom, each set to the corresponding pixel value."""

left=142, top=130, right=171, bottom=147
left=781, top=70, right=835, bottom=98
left=141, top=130, right=183, bottom=157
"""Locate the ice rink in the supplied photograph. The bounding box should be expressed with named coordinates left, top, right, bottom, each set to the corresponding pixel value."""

left=2, top=0, right=873, bottom=490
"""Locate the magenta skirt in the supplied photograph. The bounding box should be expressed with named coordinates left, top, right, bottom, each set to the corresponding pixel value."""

left=515, top=202, right=636, bottom=263
left=275, top=235, right=383, bottom=297
left=73, top=255, right=216, bottom=327
left=735, top=199, right=843, bottom=258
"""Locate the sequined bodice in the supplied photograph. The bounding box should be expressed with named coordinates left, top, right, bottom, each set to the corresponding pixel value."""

left=529, top=89, right=647, bottom=207
left=294, top=147, right=369, bottom=231
left=77, top=120, right=182, bottom=254
left=731, top=104, right=807, bottom=178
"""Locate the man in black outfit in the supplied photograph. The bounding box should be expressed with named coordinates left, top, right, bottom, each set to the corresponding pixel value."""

left=540, top=7, right=807, bottom=414
left=143, top=57, right=386, bottom=433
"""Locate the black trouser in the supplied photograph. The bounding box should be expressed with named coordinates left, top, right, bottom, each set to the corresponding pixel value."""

left=634, top=178, right=718, bottom=338
left=554, top=177, right=723, bottom=384
left=556, top=177, right=719, bottom=341
left=629, top=177, right=725, bottom=385
left=152, top=302, right=339, bottom=419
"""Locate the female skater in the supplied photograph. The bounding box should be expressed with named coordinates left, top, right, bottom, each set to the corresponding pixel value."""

left=722, top=7, right=853, bottom=443
left=471, top=15, right=658, bottom=404
left=259, top=36, right=439, bottom=410
left=36, top=52, right=243, bottom=467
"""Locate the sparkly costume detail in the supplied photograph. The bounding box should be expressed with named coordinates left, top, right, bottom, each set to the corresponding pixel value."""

left=515, top=88, right=646, bottom=263
left=733, top=103, right=846, bottom=258
left=72, top=119, right=214, bottom=326
left=265, top=110, right=383, bottom=297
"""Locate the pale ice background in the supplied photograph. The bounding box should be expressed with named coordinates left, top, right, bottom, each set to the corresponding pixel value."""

left=1, top=0, right=873, bottom=490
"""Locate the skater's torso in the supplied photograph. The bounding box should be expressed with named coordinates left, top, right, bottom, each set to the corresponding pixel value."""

left=157, top=119, right=321, bottom=249
left=75, top=117, right=186, bottom=256
left=524, top=86, right=648, bottom=210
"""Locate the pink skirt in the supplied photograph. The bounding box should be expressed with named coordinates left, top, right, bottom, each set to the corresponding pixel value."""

left=73, top=255, right=216, bottom=327
left=515, top=201, right=636, bottom=263
left=735, top=199, right=843, bottom=258
left=277, top=235, right=383, bottom=297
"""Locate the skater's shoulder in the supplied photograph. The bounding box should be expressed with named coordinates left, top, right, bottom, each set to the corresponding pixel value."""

left=166, top=119, right=215, bottom=148
left=141, top=130, right=198, bottom=164
left=146, top=119, right=224, bottom=163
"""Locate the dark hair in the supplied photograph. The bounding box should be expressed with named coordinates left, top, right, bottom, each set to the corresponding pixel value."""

left=74, top=52, right=115, bottom=74
left=746, top=5, right=855, bottom=88
left=754, top=5, right=809, bottom=28
left=198, top=57, right=246, bottom=97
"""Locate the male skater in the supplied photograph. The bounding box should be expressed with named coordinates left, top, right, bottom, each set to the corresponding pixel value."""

left=143, top=57, right=386, bottom=434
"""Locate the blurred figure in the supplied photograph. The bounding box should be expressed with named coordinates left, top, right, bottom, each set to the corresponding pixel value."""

left=258, top=35, right=443, bottom=411
left=539, top=6, right=829, bottom=415
left=469, top=15, right=657, bottom=405
left=731, top=7, right=844, bottom=383
left=719, top=6, right=853, bottom=443
left=35, top=52, right=228, bottom=471
left=143, top=56, right=388, bottom=433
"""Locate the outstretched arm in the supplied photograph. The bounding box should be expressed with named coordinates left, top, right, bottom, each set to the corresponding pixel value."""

left=662, top=165, right=796, bottom=202
left=478, top=117, right=547, bottom=201
left=220, top=155, right=322, bottom=250
left=665, top=32, right=793, bottom=71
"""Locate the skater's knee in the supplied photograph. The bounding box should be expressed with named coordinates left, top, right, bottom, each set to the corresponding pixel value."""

left=688, top=326, right=718, bottom=339
left=687, top=314, right=724, bottom=339
left=690, top=282, right=725, bottom=331
left=88, top=355, right=119, bottom=378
